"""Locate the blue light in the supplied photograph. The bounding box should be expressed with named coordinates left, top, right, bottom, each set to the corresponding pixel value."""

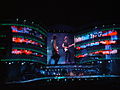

left=55, top=77, right=65, bottom=79
left=108, top=61, right=111, bottom=63
left=53, top=72, right=56, bottom=75
left=81, top=45, right=86, bottom=48
left=97, top=61, right=100, bottom=63
left=111, top=35, right=118, bottom=40
left=40, top=70, right=45, bottom=74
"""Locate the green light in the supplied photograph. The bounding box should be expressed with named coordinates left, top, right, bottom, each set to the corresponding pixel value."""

left=38, top=26, right=47, bottom=33
left=12, top=44, right=46, bottom=52
left=0, top=47, right=5, bottom=49
left=12, top=47, right=47, bottom=56
left=98, top=57, right=120, bottom=60
left=79, top=57, right=120, bottom=64
left=1, top=59, right=46, bottom=64
left=0, top=35, right=6, bottom=37
left=0, top=23, right=47, bottom=36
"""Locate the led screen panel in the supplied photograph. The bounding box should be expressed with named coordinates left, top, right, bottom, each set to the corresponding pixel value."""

left=47, top=33, right=74, bottom=64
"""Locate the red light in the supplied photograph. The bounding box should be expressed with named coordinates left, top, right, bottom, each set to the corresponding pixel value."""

left=23, top=50, right=32, bottom=55
left=24, top=39, right=28, bottom=43
left=12, top=49, right=43, bottom=57
left=35, top=42, right=39, bottom=45
left=36, top=54, right=43, bottom=57
left=75, top=47, right=81, bottom=50
left=12, top=37, right=42, bottom=47
left=102, top=50, right=111, bottom=54
left=102, top=31, right=117, bottom=37
left=31, top=41, right=35, bottom=44
left=100, top=40, right=116, bottom=45
left=11, top=26, right=23, bottom=32
left=17, top=27, right=23, bottom=30
left=12, top=49, right=22, bottom=54
left=12, top=37, right=24, bottom=43
left=104, top=40, right=111, bottom=45
left=12, top=30, right=18, bottom=32
left=94, top=51, right=99, bottom=54
left=27, top=40, right=31, bottom=43
left=76, top=55, right=86, bottom=58
left=108, top=31, right=117, bottom=36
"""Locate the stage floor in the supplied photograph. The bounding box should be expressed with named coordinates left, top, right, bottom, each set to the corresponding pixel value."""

left=6, top=75, right=120, bottom=84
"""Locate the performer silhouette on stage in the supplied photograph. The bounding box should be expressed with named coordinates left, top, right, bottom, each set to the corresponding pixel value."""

left=62, top=36, right=74, bottom=64
left=49, top=35, right=60, bottom=64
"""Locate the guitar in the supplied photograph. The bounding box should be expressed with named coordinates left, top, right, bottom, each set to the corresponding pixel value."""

left=63, top=44, right=75, bottom=52
left=55, top=46, right=59, bottom=54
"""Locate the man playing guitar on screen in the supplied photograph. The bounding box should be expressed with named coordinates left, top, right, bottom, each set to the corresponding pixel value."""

left=62, top=36, right=74, bottom=63
left=49, top=35, right=60, bottom=64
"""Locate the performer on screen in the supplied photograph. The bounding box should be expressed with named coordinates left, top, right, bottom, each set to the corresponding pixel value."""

left=62, top=36, right=74, bottom=64
left=49, top=35, right=60, bottom=64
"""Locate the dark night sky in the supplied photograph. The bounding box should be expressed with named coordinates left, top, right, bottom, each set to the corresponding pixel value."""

left=0, top=1, right=119, bottom=27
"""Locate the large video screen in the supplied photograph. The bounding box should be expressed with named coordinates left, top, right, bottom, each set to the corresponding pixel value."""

left=47, top=33, right=75, bottom=64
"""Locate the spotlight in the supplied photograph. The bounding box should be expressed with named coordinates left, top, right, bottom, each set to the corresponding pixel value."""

left=32, top=22, right=34, bottom=24
left=9, top=62, right=11, bottom=65
left=53, top=72, right=56, bottom=75
left=21, top=62, right=24, bottom=65
left=30, top=63, right=33, bottom=65
left=100, top=61, right=102, bottom=63
left=16, top=18, right=19, bottom=21
left=24, top=20, right=26, bottom=22
left=95, top=26, right=97, bottom=29
left=108, top=61, right=111, bottom=63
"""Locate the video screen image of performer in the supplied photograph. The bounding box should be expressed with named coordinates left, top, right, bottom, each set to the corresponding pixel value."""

left=62, top=36, right=74, bottom=64
left=47, top=33, right=74, bottom=64
left=48, top=35, right=60, bottom=64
